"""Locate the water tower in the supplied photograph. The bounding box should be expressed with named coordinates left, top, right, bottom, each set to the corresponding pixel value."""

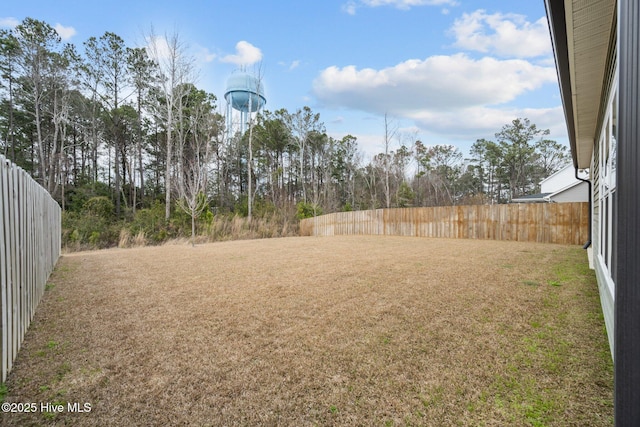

left=224, top=71, right=266, bottom=140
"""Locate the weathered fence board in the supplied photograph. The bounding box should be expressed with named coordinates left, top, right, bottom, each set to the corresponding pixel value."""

left=300, top=203, right=589, bottom=245
left=1, top=155, right=61, bottom=382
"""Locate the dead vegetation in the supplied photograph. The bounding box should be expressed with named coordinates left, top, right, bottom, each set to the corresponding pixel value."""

left=2, top=236, right=612, bottom=426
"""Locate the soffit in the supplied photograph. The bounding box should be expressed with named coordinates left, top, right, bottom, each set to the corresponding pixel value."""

left=565, top=0, right=616, bottom=169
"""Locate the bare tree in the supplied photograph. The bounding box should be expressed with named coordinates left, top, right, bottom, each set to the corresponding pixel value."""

left=146, top=28, right=194, bottom=220
left=382, top=113, right=397, bottom=208
left=176, top=154, right=210, bottom=246
left=175, top=88, right=219, bottom=245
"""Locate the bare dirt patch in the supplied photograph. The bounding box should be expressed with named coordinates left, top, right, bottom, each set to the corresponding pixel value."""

left=2, top=236, right=612, bottom=426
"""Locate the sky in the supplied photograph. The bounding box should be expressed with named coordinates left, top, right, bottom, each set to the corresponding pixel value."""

left=1, top=0, right=565, bottom=161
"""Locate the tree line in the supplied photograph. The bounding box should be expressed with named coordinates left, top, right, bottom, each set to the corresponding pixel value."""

left=0, top=18, right=569, bottom=247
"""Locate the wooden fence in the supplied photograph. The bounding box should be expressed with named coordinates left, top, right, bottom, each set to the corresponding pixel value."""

left=1, top=155, right=61, bottom=382
left=300, top=202, right=589, bottom=245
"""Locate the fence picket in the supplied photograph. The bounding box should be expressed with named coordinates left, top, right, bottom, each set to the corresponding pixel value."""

left=0, top=155, right=60, bottom=382
left=1, top=158, right=9, bottom=381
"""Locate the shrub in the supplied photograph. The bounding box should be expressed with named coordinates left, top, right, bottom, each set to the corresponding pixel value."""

left=129, top=202, right=168, bottom=243
left=62, top=200, right=300, bottom=251
left=296, top=201, right=322, bottom=219
left=89, top=231, right=101, bottom=246
left=61, top=210, right=120, bottom=250
left=82, top=196, right=115, bottom=220
left=396, top=182, right=415, bottom=207
left=65, top=181, right=111, bottom=213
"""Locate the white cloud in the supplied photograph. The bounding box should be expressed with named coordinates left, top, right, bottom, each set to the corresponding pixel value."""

left=1, top=18, right=76, bottom=40
left=54, top=23, right=76, bottom=40
left=365, top=0, right=455, bottom=7
left=408, top=106, right=566, bottom=140
left=0, top=17, right=19, bottom=28
left=330, top=105, right=567, bottom=159
left=342, top=1, right=358, bottom=15
left=313, top=54, right=563, bottom=151
left=313, top=54, right=556, bottom=114
left=289, top=60, right=301, bottom=70
left=221, top=41, right=262, bottom=66
left=197, top=46, right=216, bottom=63
left=279, top=59, right=300, bottom=71
left=343, top=0, right=457, bottom=14
left=328, top=130, right=379, bottom=159
left=450, top=10, right=552, bottom=58
left=146, top=35, right=172, bottom=60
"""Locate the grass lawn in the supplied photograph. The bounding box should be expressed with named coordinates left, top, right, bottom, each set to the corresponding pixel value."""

left=1, top=236, right=612, bottom=426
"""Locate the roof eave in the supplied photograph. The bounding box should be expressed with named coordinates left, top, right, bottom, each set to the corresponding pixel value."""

left=545, top=0, right=617, bottom=170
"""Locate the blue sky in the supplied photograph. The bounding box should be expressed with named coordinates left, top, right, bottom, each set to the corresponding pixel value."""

left=1, top=0, right=564, bottom=160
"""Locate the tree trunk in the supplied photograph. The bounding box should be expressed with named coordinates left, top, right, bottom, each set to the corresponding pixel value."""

left=248, top=96, right=253, bottom=222
left=191, top=213, right=195, bottom=247
left=165, top=110, right=172, bottom=221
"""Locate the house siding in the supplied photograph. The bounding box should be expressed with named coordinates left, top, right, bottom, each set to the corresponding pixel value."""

left=551, top=182, right=588, bottom=203
left=615, top=0, right=640, bottom=422
left=595, top=257, right=616, bottom=353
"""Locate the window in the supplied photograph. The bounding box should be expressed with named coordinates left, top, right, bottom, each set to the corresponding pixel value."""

left=599, top=87, right=617, bottom=278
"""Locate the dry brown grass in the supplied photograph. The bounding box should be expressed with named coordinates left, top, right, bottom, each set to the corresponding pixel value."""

left=2, top=236, right=612, bottom=426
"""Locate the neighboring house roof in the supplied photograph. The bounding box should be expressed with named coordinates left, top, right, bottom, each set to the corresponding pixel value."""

left=511, top=193, right=552, bottom=203
left=512, top=180, right=588, bottom=204
left=539, top=164, right=588, bottom=193
left=544, top=0, right=616, bottom=169
left=540, top=167, right=567, bottom=187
